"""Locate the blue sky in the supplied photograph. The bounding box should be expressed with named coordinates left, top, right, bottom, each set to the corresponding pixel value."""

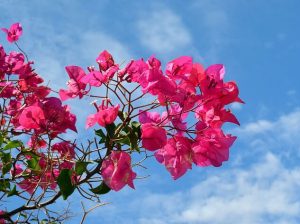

left=1, top=0, right=300, bottom=223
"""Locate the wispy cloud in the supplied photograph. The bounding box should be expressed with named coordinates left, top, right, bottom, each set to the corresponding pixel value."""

left=235, top=109, right=300, bottom=156
left=136, top=8, right=192, bottom=55
left=136, top=153, right=300, bottom=224
left=0, top=0, right=134, bottom=137
left=88, top=108, right=300, bottom=224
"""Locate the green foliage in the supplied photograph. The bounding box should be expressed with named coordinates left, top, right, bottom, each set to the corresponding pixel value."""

left=3, top=140, right=22, bottom=150
left=57, top=169, right=75, bottom=200
left=0, top=152, right=12, bottom=175
left=0, top=178, right=10, bottom=192
left=7, top=185, right=18, bottom=197
left=90, top=181, right=111, bottom=195
left=75, top=161, right=89, bottom=175
left=27, top=156, right=41, bottom=171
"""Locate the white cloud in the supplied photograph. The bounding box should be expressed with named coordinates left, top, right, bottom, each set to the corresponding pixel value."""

left=87, top=109, right=300, bottom=224
left=240, top=119, right=273, bottom=134
left=136, top=9, right=192, bottom=54
left=132, top=153, right=300, bottom=224
left=236, top=109, right=300, bottom=147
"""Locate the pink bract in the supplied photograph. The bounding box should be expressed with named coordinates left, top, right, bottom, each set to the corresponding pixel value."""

left=1, top=23, right=22, bottom=43
left=101, top=151, right=136, bottom=191
left=86, top=100, right=120, bottom=128
left=192, top=128, right=237, bottom=167
left=141, top=123, right=167, bottom=151
left=18, top=105, right=45, bottom=130
left=166, top=56, right=193, bottom=79
left=96, top=50, right=115, bottom=71
left=59, top=66, right=87, bottom=101
left=155, top=135, right=193, bottom=180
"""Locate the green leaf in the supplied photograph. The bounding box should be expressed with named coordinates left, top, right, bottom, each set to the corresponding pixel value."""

left=131, top=121, right=141, bottom=129
left=27, top=156, right=41, bottom=171
left=7, top=185, right=18, bottom=197
left=57, top=169, right=75, bottom=200
left=95, top=129, right=106, bottom=144
left=90, top=181, right=111, bottom=195
left=75, top=161, right=89, bottom=175
left=130, top=121, right=141, bottom=139
left=105, top=123, right=116, bottom=138
left=0, top=134, right=3, bottom=146
left=3, top=140, right=22, bottom=150
left=128, top=131, right=139, bottom=151
left=0, top=179, right=10, bottom=191
left=1, top=152, right=12, bottom=175
left=114, top=136, right=131, bottom=146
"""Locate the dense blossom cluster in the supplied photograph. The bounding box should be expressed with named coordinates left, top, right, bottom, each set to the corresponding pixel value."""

left=0, top=22, right=242, bottom=222
left=0, top=23, right=78, bottom=221
left=0, top=35, right=77, bottom=191
left=58, top=51, right=243, bottom=184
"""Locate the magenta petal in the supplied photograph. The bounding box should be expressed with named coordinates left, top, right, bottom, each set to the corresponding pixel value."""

left=86, top=114, right=98, bottom=129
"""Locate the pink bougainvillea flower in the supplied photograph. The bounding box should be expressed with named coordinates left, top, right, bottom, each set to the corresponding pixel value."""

left=103, top=64, right=119, bottom=81
left=217, top=81, right=244, bottom=105
left=168, top=104, right=188, bottom=134
left=18, top=105, right=45, bottom=130
left=18, top=167, right=59, bottom=193
left=0, top=45, right=5, bottom=59
left=141, top=123, right=167, bottom=151
left=5, top=51, right=25, bottom=74
left=86, top=100, right=120, bottom=128
left=96, top=50, right=115, bottom=71
left=59, top=66, right=87, bottom=101
left=206, top=64, right=225, bottom=83
left=134, top=56, right=176, bottom=97
left=27, top=135, right=47, bottom=149
left=18, top=178, right=38, bottom=194
left=0, top=81, right=15, bottom=98
left=166, top=56, right=193, bottom=79
left=95, top=102, right=119, bottom=127
left=138, top=110, right=168, bottom=125
left=142, top=71, right=176, bottom=96
left=40, top=169, right=59, bottom=190
left=190, top=63, right=205, bottom=86
left=155, top=135, right=193, bottom=180
left=118, top=59, right=148, bottom=82
left=6, top=100, right=21, bottom=116
left=195, top=105, right=240, bottom=128
left=83, top=65, right=119, bottom=86
left=10, top=164, right=23, bottom=177
left=101, top=151, right=136, bottom=191
left=86, top=113, right=98, bottom=129
left=0, top=210, right=6, bottom=224
left=80, top=70, right=105, bottom=87
left=42, top=97, right=77, bottom=135
left=0, top=45, right=6, bottom=79
left=94, top=101, right=119, bottom=127
left=1, top=23, right=23, bottom=43
left=199, top=64, right=225, bottom=95
left=52, top=142, right=75, bottom=159
left=59, top=160, right=75, bottom=170
left=192, top=128, right=237, bottom=167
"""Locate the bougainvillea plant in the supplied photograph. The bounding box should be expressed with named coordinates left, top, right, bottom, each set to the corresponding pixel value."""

left=0, top=23, right=243, bottom=223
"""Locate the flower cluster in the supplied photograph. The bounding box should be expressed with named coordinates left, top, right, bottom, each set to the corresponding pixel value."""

left=0, top=22, right=242, bottom=222
left=60, top=50, right=243, bottom=187
left=0, top=24, right=77, bottom=196
left=126, top=56, right=242, bottom=179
